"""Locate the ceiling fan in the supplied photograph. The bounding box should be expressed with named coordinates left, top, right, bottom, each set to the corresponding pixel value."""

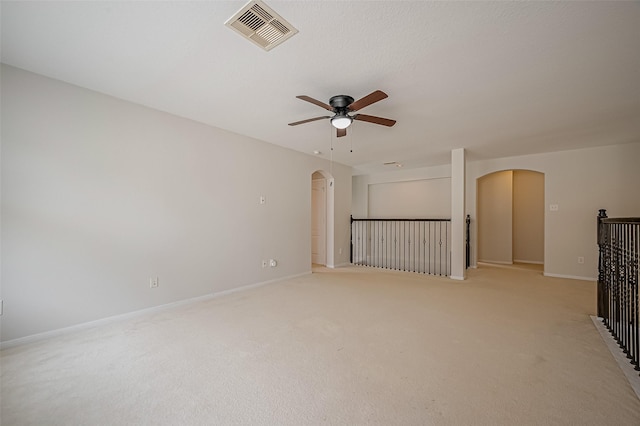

left=288, top=90, right=396, bottom=137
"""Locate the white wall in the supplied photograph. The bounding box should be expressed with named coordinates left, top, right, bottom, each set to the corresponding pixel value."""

left=353, top=143, right=640, bottom=281
left=467, top=142, right=640, bottom=280
left=352, top=164, right=451, bottom=218
left=368, top=178, right=451, bottom=219
left=0, top=65, right=352, bottom=342
left=513, top=170, right=544, bottom=264
left=476, top=170, right=544, bottom=265
left=477, top=170, right=513, bottom=264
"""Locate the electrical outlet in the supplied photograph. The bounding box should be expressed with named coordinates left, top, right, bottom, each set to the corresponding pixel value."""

left=149, top=277, right=159, bottom=288
left=549, top=204, right=559, bottom=211
left=577, top=257, right=585, bottom=264
left=262, top=260, right=268, bottom=268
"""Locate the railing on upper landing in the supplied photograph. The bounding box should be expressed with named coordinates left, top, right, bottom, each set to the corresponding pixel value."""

left=597, top=209, right=640, bottom=376
left=350, top=216, right=471, bottom=277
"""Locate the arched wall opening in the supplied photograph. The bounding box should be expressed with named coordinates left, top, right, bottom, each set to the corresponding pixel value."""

left=476, top=169, right=544, bottom=268
left=311, top=170, right=335, bottom=267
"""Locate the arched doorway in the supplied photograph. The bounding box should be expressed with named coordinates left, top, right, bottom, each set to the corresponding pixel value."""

left=477, top=170, right=544, bottom=269
left=311, top=170, right=334, bottom=267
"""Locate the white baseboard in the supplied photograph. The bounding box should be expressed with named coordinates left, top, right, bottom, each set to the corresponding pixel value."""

left=0, top=272, right=310, bottom=350
left=591, top=316, right=640, bottom=401
left=543, top=272, right=596, bottom=282
left=329, top=262, right=350, bottom=268
left=478, top=260, right=513, bottom=265
left=513, top=260, right=544, bottom=265
left=449, top=275, right=465, bottom=281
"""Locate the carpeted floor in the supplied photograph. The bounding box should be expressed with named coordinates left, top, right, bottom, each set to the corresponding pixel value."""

left=2, top=265, right=640, bottom=425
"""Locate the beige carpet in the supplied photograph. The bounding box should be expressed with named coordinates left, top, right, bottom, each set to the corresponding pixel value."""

left=2, top=265, right=640, bottom=425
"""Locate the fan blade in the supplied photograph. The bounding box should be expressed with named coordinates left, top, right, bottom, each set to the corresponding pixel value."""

left=353, top=114, right=396, bottom=127
left=337, top=128, right=347, bottom=138
left=296, top=95, right=334, bottom=112
left=348, top=90, right=388, bottom=111
left=288, top=116, right=330, bottom=126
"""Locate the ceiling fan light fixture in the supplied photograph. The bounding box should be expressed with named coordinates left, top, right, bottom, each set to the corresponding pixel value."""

left=289, top=91, right=395, bottom=135
left=331, top=114, right=352, bottom=129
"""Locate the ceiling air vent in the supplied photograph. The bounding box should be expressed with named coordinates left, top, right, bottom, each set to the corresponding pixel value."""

left=225, top=0, right=298, bottom=51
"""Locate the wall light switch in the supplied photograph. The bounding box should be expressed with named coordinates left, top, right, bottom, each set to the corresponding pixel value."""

left=550, top=204, right=559, bottom=211
left=259, top=196, right=266, bottom=205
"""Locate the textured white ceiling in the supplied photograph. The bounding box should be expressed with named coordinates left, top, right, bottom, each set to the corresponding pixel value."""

left=2, top=1, right=639, bottom=174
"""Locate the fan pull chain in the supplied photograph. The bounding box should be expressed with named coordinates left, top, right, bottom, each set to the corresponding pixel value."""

left=329, top=126, right=334, bottom=174
left=350, top=126, right=353, bottom=153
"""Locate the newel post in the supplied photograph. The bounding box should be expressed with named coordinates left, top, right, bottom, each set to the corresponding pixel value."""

left=350, top=215, right=354, bottom=264
left=465, top=215, right=471, bottom=269
left=597, top=209, right=608, bottom=318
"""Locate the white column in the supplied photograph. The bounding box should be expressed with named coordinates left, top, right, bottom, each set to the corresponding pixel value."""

left=450, top=148, right=466, bottom=280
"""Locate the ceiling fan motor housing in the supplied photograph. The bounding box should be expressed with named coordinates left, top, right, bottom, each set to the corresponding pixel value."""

left=329, top=95, right=354, bottom=111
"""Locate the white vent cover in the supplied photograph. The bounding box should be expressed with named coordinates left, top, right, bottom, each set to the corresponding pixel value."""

left=225, top=0, right=298, bottom=51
